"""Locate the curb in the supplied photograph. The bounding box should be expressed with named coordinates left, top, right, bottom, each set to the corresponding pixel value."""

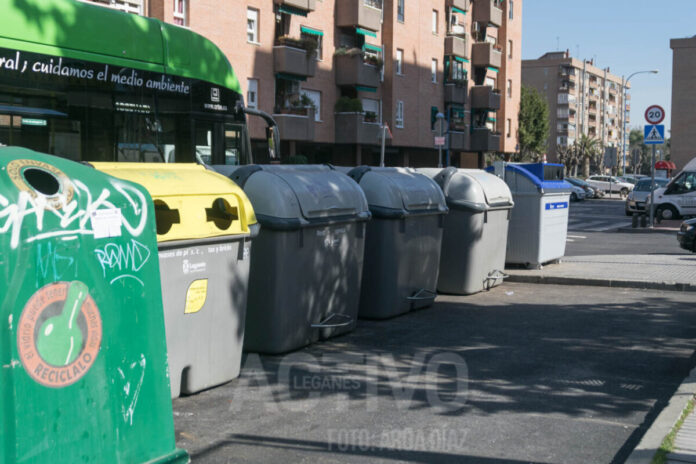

left=505, top=273, right=696, bottom=293
left=624, top=365, right=696, bottom=464
left=617, top=227, right=679, bottom=235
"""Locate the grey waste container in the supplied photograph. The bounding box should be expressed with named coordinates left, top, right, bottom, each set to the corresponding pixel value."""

left=345, top=166, right=448, bottom=319
left=487, top=162, right=572, bottom=268
left=418, top=167, right=514, bottom=295
left=222, top=164, right=370, bottom=354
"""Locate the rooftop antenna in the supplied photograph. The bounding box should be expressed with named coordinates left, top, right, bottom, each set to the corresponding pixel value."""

left=556, top=36, right=560, bottom=51
left=576, top=44, right=579, bottom=59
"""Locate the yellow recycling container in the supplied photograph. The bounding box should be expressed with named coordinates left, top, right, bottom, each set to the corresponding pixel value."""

left=94, top=163, right=258, bottom=398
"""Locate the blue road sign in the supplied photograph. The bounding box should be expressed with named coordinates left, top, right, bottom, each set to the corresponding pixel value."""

left=644, top=124, right=665, bottom=145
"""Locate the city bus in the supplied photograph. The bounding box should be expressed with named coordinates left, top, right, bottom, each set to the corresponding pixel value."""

left=0, top=0, right=276, bottom=165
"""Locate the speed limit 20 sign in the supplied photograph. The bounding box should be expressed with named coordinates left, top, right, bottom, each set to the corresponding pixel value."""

left=645, top=105, right=665, bottom=124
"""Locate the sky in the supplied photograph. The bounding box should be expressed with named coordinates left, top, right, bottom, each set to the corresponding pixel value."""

left=522, top=0, right=696, bottom=135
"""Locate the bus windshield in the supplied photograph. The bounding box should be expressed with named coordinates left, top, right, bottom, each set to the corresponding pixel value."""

left=0, top=46, right=250, bottom=165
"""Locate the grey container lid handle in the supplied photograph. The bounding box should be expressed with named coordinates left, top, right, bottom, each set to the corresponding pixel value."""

left=311, top=313, right=354, bottom=329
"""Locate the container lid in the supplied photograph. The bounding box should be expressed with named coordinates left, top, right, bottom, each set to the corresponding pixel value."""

left=348, top=166, right=447, bottom=217
left=486, top=163, right=572, bottom=191
left=224, top=164, right=370, bottom=229
left=420, top=167, right=513, bottom=212
left=93, top=162, right=257, bottom=242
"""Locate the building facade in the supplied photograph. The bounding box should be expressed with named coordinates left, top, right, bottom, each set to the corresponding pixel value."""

left=522, top=51, right=629, bottom=166
left=85, top=0, right=522, bottom=167
left=670, top=36, right=696, bottom=170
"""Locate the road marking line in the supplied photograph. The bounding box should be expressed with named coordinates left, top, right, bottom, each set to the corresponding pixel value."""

left=566, top=239, right=575, bottom=242
left=567, top=235, right=587, bottom=239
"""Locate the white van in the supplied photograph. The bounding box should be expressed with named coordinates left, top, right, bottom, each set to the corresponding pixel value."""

left=649, top=158, right=696, bottom=220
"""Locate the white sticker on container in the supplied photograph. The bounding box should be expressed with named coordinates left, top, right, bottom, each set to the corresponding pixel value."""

left=90, top=208, right=122, bottom=239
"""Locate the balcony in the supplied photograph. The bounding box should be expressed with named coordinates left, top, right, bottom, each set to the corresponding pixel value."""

left=559, top=68, right=576, bottom=81
left=335, top=54, right=381, bottom=88
left=273, top=45, right=317, bottom=78
left=448, top=129, right=469, bottom=151
left=336, top=0, right=382, bottom=32
left=274, top=0, right=316, bottom=12
left=445, top=35, right=469, bottom=59
left=473, top=0, right=503, bottom=27
left=470, top=128, right=501, bottom=152
left=447, top=0, right=471, bottom=11
left=471, top=42, right=502, bottom=69
left=273, top=109, right=315, bottom=141
left=444, top=83, right=467, bottom=105
left=471, top=86, right=501, bottom=110
left=335, top=112, right=388, bottom=145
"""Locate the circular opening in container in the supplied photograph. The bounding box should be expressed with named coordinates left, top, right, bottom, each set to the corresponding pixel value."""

left=206, top=198, right=237, bottom=231
left=154, top=200, right=180, bottom=236
left=22, top=168, right=61, bottom=197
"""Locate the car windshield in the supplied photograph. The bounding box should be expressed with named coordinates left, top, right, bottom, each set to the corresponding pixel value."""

left=634, top=179, right=669, bottom=192
left=568, top=177, right=588, bottom=187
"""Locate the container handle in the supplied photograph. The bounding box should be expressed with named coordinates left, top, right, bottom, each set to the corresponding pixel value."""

left=311, top=313, right=354, bottom=329
left=484, top=270, right=509, bottom=291
left=407, top=289, right=437, bottom=302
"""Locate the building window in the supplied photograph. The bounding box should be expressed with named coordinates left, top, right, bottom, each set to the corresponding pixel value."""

left=362, top=98, right=381, bottom=123
left=508, top=40, right=513, bottom=59
left=396, top=49, right=403, bottom=75
left=507, top=118, right=512, bottom=137
left=432, top=10, right=438, bottom=34
left=247, top=8, right=259, bottom=43
left=301, top=30, right=323, bottom=60
left=247, top=79, right=258, bottom=109
left=173, top=0, right=187, bottom=26
left=431, top=59, right=437, bottom=83
left=301, top=89, right=321, bottom=121
left=448, top=58, right=467, bottom=82
left=397, top=0, right=405, bottom=22
left=507, top=79, right=512, bottom=98
left=396, top=101, right=404, bottom=128
left=509, top=0, right=514, bottom=20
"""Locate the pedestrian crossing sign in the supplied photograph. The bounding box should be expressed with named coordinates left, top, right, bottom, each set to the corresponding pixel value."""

left=644, top=124, right=665, bottom=145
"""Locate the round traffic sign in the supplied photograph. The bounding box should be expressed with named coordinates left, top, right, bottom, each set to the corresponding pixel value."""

left=645, top=105, right=665, bottom=124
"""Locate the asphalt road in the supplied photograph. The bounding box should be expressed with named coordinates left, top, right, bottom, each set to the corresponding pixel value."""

left=173, top=283, right=696, bottom=464
left=566, top=198, right=685, bottom=256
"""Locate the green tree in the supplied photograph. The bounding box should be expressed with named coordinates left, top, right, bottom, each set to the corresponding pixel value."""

left=576, top=134, right=602, bottom=178
left=517, top=85, right=549, bottom=162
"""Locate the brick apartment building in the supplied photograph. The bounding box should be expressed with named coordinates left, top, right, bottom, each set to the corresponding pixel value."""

left=86, top=0, right=522, bottom=168
left=670, top=36, right=696, bottom=170
left=522, top=51, right=629, bottom=166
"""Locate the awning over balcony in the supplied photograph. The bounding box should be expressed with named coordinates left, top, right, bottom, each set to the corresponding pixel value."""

left=363, top=43, right=382, bottom=53
left=278, top=5, right=307, bottom=16
left=355, top=85, right=377, bottom=93
left=300, top=26, right=323, bottom=36
left=487, top=66, right=499, bottom=73
left=276, top=72, right=307, bottom=82
left=451, top=6, right=467, bottom=15
left=356, top=27, right=377, bottom=38
left=454, top=56, right=470, bottom=63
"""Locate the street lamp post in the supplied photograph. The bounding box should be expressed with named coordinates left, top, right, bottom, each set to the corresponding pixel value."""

left=621, top=69, right=659, bottom=175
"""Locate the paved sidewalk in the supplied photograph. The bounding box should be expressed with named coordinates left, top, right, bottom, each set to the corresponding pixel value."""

left=506, top=254, right=696, bottom=292
left=618, top=219, right=682, bottom=235
left=669, top=410, right=696, bottom=463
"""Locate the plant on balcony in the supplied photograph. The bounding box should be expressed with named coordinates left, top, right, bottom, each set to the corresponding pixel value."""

left=276, top=94, right=317, bottom=116
left=334, top=96, right=363, bottom=113
left=334, top=47, right=363, bottom=57
left=364, top=111, right=377, bottom=123
left=277, top=35, right=319, bottom=57
left=364, top=54, right=384, bottom=68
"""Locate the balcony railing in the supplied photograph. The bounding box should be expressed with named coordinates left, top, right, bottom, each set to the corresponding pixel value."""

left=471, top=86, right=501, bottom=110
left=275, top=0, right=316, bottom=12
left=336, top=0, right=382, bottom=32
left=470, top=128, right=501, bottom=152
left=273, top=108, right=316, bottom=141
left=471, top=42, right=502, bottom=69
left=335, top=112, right=389, bottom=145
left=273, top=41, right=317, bottom=78
left=445, top=35, right=468, bottom=59
left=448, top=129, right=469, bottom=151
left=473, top=0, right=503, bottom=27
left=447, top=0, right=471, bottom=11
left=335, top=53, right=381, bottom=88
left=83, top=0, right=143, bottom=14
left=445, top=83, right=467, bottom=105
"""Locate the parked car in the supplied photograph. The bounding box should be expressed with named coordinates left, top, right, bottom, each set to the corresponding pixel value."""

left=567, top=177, right=603, bottom=198
left=677, top=218, right=696, bottom=252
left=585, top=175, right=634, bottom=197
left=648, top=157, right=696, bottom=220
left=624, top=178, right=670, bottom=216
left=569, top=185, right=585, bottom=202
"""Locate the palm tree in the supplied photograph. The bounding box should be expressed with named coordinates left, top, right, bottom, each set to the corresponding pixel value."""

left=576, top=134, right=601, bottom=178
